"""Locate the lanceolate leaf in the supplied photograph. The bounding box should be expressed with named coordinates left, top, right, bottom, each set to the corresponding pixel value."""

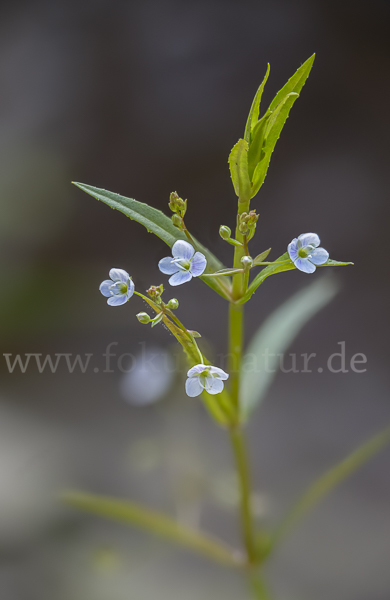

left=270, top=423, right=390, bottom=552
left=228, top=139, right=251, bottom=202
left=73, top=183, right=232, bottom=299
left=240, top=275, right=340, bottom=418
left=238, top=252, right=295, bottom=304
left=246, top=55, right=315, bottom=200
left=244, top=63, right=270, bottom=143
left=63, top=491, right=240, bottom=568
left=269, top=54, right=315, bottom=112
left=250, top=93, right=299, bottom=197
left=238, top=253, right=353, bottom=304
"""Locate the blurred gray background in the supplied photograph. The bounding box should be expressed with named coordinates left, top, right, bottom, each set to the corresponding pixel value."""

left=1, top=1, right=389, bottom=599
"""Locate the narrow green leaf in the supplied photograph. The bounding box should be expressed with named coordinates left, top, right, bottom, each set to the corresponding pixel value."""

left=73, top=182, right=232, bottom=300
left=238, top=252, right=295, bottom=304
left=270, top=424, right=390, bottom=552
left=63, top=491, right=241, bottom=568
left=244, top=63, right=270, bottom=143
left=247, top=55, right=315, bottom=200
left=228, top=139, right=251, bottom=201
left=239, top=253, right=353, bottom=304
left=269, top=54, right=315, bottom=112
left=253, top=248, right=271, bottom=265
left=250, top=93, right=299, bottom=198
left=247, top=112, right=271, bottom=181
left=240, top=275, right=340, bottom=418
left=319, top=259, right=354, bottom=268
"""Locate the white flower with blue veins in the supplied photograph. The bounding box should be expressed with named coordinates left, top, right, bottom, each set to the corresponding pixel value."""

left=185, top=364, right=229, bottom=397
left=99, top=268, right=135, bottom=306
left=159, top=240, right=207, bottom=286
left=288, top=233, right=329, bottom=274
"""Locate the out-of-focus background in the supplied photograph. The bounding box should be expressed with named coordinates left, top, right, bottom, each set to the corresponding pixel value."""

left=1, top=1, right=389, bottom=599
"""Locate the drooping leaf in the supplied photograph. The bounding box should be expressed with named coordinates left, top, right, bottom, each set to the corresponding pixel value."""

left=63, top=491, right=240, bottom=567
left=269, top=54, right=315, bottom=112
left=243, top=63, right=270, bottom=143
left=73, top=183, right=232, bottom=300
left=143, top=297, right=234, bottom=426
left=228, top=139, right=251, bottom=202
left=270, top=423, right=390, bottom=552
left=240, top=275, right=340, bottom=418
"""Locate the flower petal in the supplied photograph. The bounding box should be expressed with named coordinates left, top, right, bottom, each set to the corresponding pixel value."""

left=190, top=252, right=207, bottom=276
left=294, top=257, right=316, bottom=274
left=99, top=279, right=115, bottom=297
left=185, top=376, right=203, bottom=397
left=205, top=376, right=224, bottom=395
left=187, top=364, right=208, bottom=377
left=309, top=247, right=329, bottom=265
left=158, top=257, right=179, bottom=275
left=109, top=268, right=130, bottom=283
left=172, top=240, right=195, bottom=260
left=168, top=270, right=193, bottom=286
left=208, top=366, right=229, bottom=380
left=298, top=233, right=320, bottom=249
left=126, top=279, right=135, bottom=299
left=287, top=239, right=299, bottom=262
left=107, top=293, right=128, bottom=306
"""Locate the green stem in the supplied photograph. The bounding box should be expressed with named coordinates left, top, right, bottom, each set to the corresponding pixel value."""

left=230, top=427, right=257, bottom=565
left=228, top=301, right=244, bottom=415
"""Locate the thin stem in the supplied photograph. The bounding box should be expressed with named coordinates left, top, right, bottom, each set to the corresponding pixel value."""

left=228, top=302, right=244, bottom=415
left=230, top=427, right=257, bottom=565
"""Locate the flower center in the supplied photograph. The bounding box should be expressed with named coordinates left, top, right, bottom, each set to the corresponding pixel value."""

left=119, top=283, right=128, bottom=294
left=178, top=259, right=191, bottom=271
left=298, top=248, right=309, bottom=258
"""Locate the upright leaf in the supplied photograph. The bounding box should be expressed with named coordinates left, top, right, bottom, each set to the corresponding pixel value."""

left=244, top=64, right=270, bottom=143
left=247, top=55, right=315, bottom=200
left=73, top=183, right=232, bottom=300
left=228, top=139, right=251, bottom=201
left=250, top=93, right=299, bottom=197
left=269, top=54, right=315, bottom=112
left=240, top=275, right=340, bottom=418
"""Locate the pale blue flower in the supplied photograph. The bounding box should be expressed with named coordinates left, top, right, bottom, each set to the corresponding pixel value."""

left=185, top=364, right=229, bottom=397
left=288, top=233, right=329, bottom=274
left=159, top=240, right=207, bottom=286
left=99, top=268, right=135, bottom=306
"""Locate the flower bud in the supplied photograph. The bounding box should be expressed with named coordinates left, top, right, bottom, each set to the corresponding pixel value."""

left=169, top=192, right=187, bottom=217
left=219, top=225, right=231, bottom=240
left=137, top=312, right=151, bottom=324
left=241, top=256, right=253, bottom=270
left=166, top=298, right=179, bottom=309
left=147, top=284, right=164, bottom=302
left=171, top=214, right=183, bottom=229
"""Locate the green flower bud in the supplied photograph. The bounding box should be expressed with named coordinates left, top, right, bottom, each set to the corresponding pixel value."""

left=169, top=192, right=187, bottom=217
left=172, top=214, right=183, bottom=229
left=241, top=256, right=253, bottom=270
left=137, top=312, right=151, bottom=324
left=219, top=225, right=231, bottom=240
left=167, top=298, right=179, bottom=309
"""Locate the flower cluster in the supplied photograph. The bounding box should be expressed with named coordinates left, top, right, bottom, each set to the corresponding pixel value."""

left=99, top=232, right=330, bottom=398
